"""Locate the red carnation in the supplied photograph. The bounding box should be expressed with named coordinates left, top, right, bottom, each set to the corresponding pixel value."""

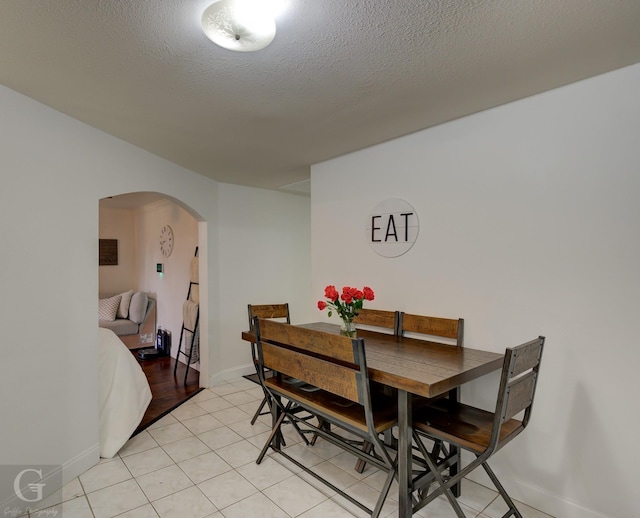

left=343, top=286, right=355, bottom=298
left=324, top=285, right=339, bottom=302
left=363, top=286, right=375, bottom=301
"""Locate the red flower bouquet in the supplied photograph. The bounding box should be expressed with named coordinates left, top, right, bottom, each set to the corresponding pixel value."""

left=317, top=285, right=375, bottom=336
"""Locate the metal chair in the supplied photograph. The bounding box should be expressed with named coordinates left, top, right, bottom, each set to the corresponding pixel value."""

left=245, top=304, right=290, bottom=425
left=399, top=312, right=464, bottom=401
left=398, top=312, right=465, bottom=489
left=411, top=336, right=545, bottom=517
left=352, top=308, right=400, bottom=472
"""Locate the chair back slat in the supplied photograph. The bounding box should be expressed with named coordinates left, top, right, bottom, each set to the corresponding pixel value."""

left=399, top=313, right=464, bottom=347
left=257, top=317, right=359, bottom=366
left=502, top=371, right=538, bottom=422
left=509, top=339, right=543, bottom=377
left=353, top=309, right=398, bottom=334
left=261, top=341, right=361, bottom=402
left=248, top=303, right=290, bottom=326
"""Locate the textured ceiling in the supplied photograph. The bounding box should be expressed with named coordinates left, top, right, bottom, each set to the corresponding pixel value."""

left=2, top=0, right=640, bottom=191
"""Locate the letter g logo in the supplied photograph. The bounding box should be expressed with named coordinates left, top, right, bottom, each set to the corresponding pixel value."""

left=14, top=468, right=46, bottom=502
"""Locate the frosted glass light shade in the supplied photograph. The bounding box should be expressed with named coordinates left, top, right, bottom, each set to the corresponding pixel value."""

left=201, top=0, right=276, bottom=52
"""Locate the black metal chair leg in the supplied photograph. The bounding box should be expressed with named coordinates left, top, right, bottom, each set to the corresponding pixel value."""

left=354, top=441, right=374, bottom=473
left=250, top=396, right=269, bottom=425
left=422, top=448, right=467, bottom=518
left=481, top=461, right=523, bottom=518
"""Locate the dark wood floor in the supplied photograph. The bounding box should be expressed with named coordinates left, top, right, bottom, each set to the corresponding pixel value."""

left=133, top=353, right=202, bottom=435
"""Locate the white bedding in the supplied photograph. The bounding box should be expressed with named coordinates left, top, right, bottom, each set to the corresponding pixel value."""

left=98, top=328, right=152, bottom=458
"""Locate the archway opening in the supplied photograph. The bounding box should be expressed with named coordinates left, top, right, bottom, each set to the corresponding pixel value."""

left=99, top=191, right=209, bottom=429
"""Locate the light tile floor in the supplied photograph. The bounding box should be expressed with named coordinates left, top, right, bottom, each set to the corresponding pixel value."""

left=26, top=377, right=556, bottom=518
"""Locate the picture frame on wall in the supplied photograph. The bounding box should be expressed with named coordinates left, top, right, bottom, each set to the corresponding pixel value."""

left=99, top=239, right=118, bottom=266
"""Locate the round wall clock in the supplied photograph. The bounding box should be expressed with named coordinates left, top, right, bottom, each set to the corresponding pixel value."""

left=160, top=225, right=174, bottom=257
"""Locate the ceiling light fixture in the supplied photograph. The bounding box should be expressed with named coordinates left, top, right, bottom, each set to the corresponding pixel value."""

left=201, top=0, right=287, bottom=52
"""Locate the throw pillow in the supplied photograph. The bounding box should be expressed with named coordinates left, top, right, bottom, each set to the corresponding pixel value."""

left=129, top=292, right=149, bottom=324
left=99, top=295, right=122, bottom=322
left=117, top=289, right=134, bottom=319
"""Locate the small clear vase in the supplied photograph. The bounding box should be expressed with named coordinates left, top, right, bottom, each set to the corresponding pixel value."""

left=340, top=319, right=357, bottom=338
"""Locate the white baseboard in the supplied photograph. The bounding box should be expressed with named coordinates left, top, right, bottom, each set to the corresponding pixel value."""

left=208, top=363, right=254, bottom=386
left=1, top=443, right=99, bottom=515
left=61, top=442, right=100, bottom=486
left=467, top=469, right=610, bottom=518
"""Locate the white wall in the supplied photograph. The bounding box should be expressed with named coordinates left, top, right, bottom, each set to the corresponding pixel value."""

left=0, top=84, right=311, bottom=506
left=98, top=207, right=137, bottom=295
left=311, top=63, right=640, bottom=518
left=0, top=84, right=217, bottom=507
left=136, top=200, right=199, bottom=362
left=215, top=183, right=313, bottom=382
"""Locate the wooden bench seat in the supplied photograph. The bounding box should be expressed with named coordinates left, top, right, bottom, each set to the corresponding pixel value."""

left=253, top=318, right=398, bottom=518
left=265, top=376, right=397, bottom=434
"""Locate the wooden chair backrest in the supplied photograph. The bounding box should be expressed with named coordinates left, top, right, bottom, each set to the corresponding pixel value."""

left=248, top=303, right=290, bottom=329
left=353, top=308, right=399, bottom=335
left=493, top=336, right=545, bottom=440
left=255, top=318, right=365, bottom=404
left=399, top=312, right=464, bottom=346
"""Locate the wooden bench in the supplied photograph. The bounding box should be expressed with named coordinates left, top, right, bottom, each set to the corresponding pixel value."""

left=253, top=317, right=398, bottom=518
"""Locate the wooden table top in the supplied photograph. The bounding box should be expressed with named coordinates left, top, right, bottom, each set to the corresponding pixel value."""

left=242, top=322, right=503, bottom=399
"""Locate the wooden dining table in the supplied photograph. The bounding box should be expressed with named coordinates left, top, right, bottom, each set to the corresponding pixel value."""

left=242, top=321, right=504, bottom=518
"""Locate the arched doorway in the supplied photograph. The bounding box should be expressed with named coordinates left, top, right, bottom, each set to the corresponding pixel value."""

left=99, top=191, right=209, bottom=425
